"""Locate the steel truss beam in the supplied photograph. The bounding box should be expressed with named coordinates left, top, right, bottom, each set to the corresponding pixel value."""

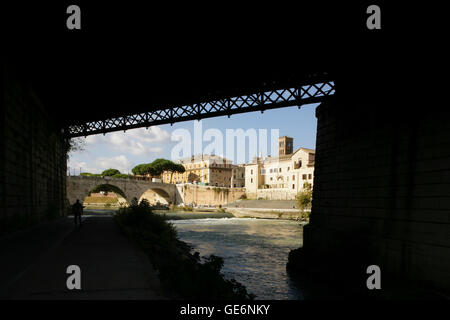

left=67, top=80, right=335, bottom=138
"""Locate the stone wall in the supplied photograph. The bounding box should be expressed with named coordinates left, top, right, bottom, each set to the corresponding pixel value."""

left=180, top=185, right=245, bottom=206
left=303, top=97, right=450, bottom=293
left=1, top=63, right=67, bottom=234
left=246, top=189, right=297, bottom=200
left=225, top=199, right=298, bottom=209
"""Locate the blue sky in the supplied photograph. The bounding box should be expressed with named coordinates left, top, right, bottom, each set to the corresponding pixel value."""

left=67, top=103, right=319, bottom=175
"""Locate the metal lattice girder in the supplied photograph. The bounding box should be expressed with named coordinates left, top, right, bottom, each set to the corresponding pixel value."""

left=67, top=81, right=335, bottom=137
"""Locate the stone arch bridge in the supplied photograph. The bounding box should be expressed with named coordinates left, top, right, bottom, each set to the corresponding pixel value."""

left=66, top=176, right=181, bottom=205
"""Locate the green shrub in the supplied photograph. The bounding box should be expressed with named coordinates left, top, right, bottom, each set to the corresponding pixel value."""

left=114, top=199, right=254, bottom=299
left=296, top=182, right=313, bottom=220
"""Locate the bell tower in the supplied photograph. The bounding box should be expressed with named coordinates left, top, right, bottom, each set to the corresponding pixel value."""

left=278, top=136, right=293, bottom=156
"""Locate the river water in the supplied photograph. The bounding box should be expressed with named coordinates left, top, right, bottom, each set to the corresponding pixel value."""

left=168, top=215, right=304, bottom=300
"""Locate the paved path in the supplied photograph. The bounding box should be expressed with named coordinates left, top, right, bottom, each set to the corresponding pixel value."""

left=0, top=215, right=164, bottom=299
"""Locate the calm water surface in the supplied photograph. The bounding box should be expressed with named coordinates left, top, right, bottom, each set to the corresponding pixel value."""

left=169, top=216, right=304, bottom=300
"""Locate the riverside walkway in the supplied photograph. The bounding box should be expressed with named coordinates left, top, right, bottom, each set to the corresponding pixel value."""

left=0, top=214, right=164, bottom=299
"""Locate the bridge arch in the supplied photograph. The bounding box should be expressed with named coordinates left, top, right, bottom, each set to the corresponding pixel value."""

left=66, top=179, right=130, bottom=207
left=85, top=184, right=129, bottom=207
left=66, top=176, right=181, bottom=207
left=139, top=188, right=172, bottom=205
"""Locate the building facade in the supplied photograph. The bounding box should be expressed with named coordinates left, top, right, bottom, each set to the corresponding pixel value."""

left=231, top=164, right=246, bottom=188
left=244, top=137, right=315, bottom=200
left=162, top=155, right=234, bottom=187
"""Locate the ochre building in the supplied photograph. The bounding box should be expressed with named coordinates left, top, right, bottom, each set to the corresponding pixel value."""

left=162, top=155, right=234, bottom=187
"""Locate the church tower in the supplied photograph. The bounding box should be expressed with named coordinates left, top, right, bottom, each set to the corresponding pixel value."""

left=278, top=136, right=293, bottom=156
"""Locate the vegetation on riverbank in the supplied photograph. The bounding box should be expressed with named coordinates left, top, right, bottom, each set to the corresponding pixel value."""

left=80, top=168, right=132, bottom=179
left=114, top=199, right=255, bottom=299
left=296, top=182, right=312, bottom=220
left=169, top=204, right=194, bottom=211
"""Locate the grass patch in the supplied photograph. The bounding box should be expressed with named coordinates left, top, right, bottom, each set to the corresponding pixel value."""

left=114, top=199, right=255, bottom=299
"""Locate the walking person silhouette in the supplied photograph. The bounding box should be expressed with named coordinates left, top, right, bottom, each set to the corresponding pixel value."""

left=72, top=199, right=84, bottom=227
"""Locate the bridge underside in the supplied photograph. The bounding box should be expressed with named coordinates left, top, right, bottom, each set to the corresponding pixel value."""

left=67, top=80, right=335, bottom=137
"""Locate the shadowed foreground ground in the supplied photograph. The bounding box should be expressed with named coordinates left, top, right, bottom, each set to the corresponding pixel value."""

left=0, top=215, right=164, bottom=299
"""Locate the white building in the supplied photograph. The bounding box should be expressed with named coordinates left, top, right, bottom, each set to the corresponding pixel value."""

left=244, top=136, right=315, bottom=200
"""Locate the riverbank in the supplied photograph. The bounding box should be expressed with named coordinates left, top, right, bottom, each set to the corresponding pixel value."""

left=164, top=208, right=308, bottom=221
left=225, top=207, right=305, bottom=220
left=84, top=206, right=307, bottom=221
left=223, top=199, right=309, bottom=220
left=114, top=201, right=255, bottom=299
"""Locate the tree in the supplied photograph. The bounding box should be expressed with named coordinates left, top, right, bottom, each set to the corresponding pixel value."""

left=132, top=159, right=185, bottom=183
left=296, top=182, right=312, bottom=220
left=150, top=158, right=171, bottom=175
left=168, top=163, right=185, bottom=183
left=132, top=163, right=157, bottom=176
left=112, top=173, right=131, bottom=179
left=102, top=168, right=121, bottom=176
left=151, top=159, right=185, bottom=183
left=65, top=137, right=85, bottom=160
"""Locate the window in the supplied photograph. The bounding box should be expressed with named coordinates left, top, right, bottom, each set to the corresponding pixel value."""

left=241, top=173, right=244, bottom=178
left=292, top=175, right=295, bottom=180
left=308, top=174, right=312, bottom=179
left=251, top=169, right=253, bottom=175
left=279, top=168, right=282, bottom=172
left=287, top=167, right=290, bottom=171
left=270, top=177, right=273, bottom=181
left=292, top=184, right=295, bottom=189
left=303, top=174, right=307, bottom=180
left=251, top=178, right=253, bottom=183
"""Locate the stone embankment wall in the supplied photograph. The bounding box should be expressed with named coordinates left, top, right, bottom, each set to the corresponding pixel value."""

left=224, top=199, right=300, bottom=219
left=178, top=185, right=245, bottom=206
left=1, top=63, right=67, bottom=234
left=226, top=199, right=298, bottom=209
left=246, top=189, right=297, bottom=200
left=303, top=97, right=450, bottom=294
